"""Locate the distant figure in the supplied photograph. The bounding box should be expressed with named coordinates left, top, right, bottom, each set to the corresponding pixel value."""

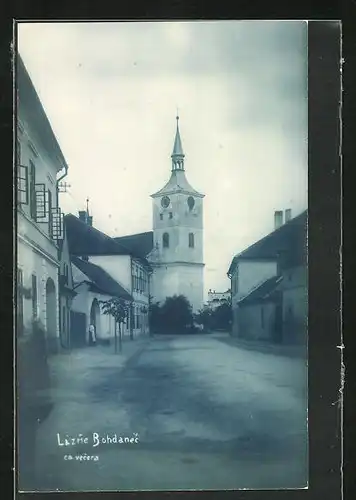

left=89, top=324, right=96, bottom=346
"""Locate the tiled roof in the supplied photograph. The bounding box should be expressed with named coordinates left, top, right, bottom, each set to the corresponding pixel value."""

left=65, top=214, right=135, bottom=257
left=151, top=170, right=204, bottom=198
left=238, top=275, right=283, bottom=306
left=228, top=210, right=307, bottom=276
left=113, top=232, right=154, bottom=259
left=71, top=256, right=133, bottom=301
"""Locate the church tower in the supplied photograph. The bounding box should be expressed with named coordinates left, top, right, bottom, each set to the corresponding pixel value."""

left=149, top=115, right=205, bottom=313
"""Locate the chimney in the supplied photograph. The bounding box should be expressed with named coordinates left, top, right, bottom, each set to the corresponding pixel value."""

left=87, top=216, right=93, bottom=226
left=285, top=208, right=292, bottom=222
left=78, top=210, right=87, bottom=223
left=274, top=210, right=283, bottom=229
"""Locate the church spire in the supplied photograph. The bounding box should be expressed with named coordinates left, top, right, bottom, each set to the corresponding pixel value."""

left=171, top=114, right=185, bottom=171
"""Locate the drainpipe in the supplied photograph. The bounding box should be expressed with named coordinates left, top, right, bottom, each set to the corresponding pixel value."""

left=56, top=166, right=68, bottom=349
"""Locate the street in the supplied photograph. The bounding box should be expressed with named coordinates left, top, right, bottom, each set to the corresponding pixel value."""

left=34, top=333, right=308, bottom=491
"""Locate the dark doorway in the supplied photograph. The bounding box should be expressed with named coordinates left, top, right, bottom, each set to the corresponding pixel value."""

left=70, top=311, right=87, bottom=348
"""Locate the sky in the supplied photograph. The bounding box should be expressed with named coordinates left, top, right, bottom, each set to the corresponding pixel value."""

left=18, top=21, right=308, bottom=297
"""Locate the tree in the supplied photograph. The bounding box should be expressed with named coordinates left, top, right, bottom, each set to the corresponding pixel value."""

left=148, top=295, right=194, bottom=334
left=195, top=305, right=213, bottom=331
left=160, top=294, right=194, bottom=334
left=213, top=301, right=232, bottom=331
left=100, top=298, right=130, bottom=353
left=148, top=300, right=162, bottom=334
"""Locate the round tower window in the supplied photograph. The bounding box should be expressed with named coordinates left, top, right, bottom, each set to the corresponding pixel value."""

left=161, top=196, right=170, bottom=208
left=187, top=196, right=195, bottom=210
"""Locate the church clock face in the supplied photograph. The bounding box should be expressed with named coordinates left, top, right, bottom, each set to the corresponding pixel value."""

left=161, top=196, right=170, bottom=208
left=187, top=196, right=195, bottom=210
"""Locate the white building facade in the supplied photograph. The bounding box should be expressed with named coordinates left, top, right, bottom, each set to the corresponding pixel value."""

left=65, top=213, right=151, bottom=341
left=148, top=117, right=205, bottom=313
left=16, top=55, right=67, bottom=353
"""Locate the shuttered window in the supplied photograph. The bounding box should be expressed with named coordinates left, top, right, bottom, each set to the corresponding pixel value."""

left=29, top=160, right=36, bottom=219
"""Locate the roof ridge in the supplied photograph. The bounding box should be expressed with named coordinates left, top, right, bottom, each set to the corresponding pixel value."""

left=235, top=209, right=307, bottom=259
left=65, top=213, right=134, bottom=255
left=71, top=255, right=132, bottom=299
left=114, top=231, right=153, bottom=239
left=238, top=274, right=278, bottom=304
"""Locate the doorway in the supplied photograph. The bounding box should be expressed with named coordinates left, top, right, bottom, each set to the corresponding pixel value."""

left=89, top=298, right=100, bottom=343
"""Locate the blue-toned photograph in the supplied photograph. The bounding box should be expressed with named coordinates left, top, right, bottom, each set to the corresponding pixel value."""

left=16, top=20, right=308, bottom=492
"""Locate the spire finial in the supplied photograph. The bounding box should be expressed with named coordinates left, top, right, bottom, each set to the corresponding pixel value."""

left=171, top=112, right=185, bottom=171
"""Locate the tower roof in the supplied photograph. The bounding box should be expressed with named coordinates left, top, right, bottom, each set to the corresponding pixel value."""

left=151, top=114, right=204, bottom=198
left=151, top=169, right=204, bottom=198
left=171, top=115, right=184, bottom=158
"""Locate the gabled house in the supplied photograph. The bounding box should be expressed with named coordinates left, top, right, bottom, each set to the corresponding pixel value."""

left=236, top=275, right=283, bottom=342
left=70, top=256, right=133, bottom=346
left=16, top=54, right=68, bottom=353
left=228, top=210, right=307, bottom=344
left=65, top=211, right=152, bottom=342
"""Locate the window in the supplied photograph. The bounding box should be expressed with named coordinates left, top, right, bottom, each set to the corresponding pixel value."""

left=17, top=268, right=24, bottom=336
left=261, top=307, right=265, bottom=329
left=187, top=196, right=195, bottom=210
left=160, top=214, right=163, bottom=220
left=163, top=232, right=169, bottom=248
left=29, top=161, right=36, bottom=219
left=169, top=212, right=173, bottom=219
left=31, top=274, right=37, bottom=320
left=48, top=189, right=53, bottom=238
left=17, top=164, right=29, bottom=205
left=189, top=233, right=194, bottom=248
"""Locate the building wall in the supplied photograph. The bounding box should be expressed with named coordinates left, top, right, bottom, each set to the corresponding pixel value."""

left=89, top=255, right=132, bottom=292
left=238, top=302, right=276, bottom=341
left=230, top=259, right=277, bottom=337
left=71, top=261, right=149, bottom=341
left=17, top=116, right=60, bottom=231
left=151, top=189, right=204, bottom=313
left=151, top=262, right=204, bottom=313
left=17, top=116, right=62, bottom=352
left=71, top=282, right=118, bottom=343
left=16, top=87, right=69, bottom=354
left=281, top=265, right=308, bottom=344
left=17, top=235, right=60, bottom=350
left=90, top=255, right=150, bottom=337
left=237, top=260, right=277, bottom=301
